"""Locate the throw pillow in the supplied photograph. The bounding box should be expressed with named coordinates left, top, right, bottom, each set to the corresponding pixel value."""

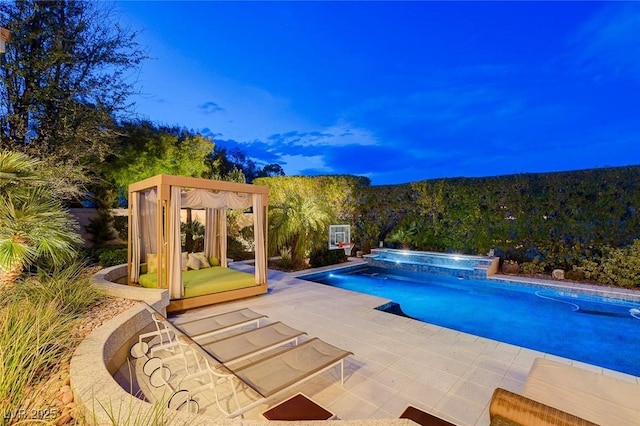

left=187, top=253, right=201, bottom=270
left=181, top=252, right=189, bottom=271
left=209, top=256, right=220, bottom=266
left=146, top=253, right=158, bottom=273
left=193, top=252, right=211, bottom=268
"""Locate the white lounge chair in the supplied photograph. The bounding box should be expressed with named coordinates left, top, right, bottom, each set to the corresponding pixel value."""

left=197, top=321, right=306, bottom=365
left=132, top=308, right=352, bottom=418
left=182, top=336, right=353, bottom=418
left=130, top=312, right=178, bottom=359
left=131, top=308, right=267, bottom=359
left=172, top=308, right=266, bottom=339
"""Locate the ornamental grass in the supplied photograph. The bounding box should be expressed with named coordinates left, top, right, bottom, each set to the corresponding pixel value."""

left=0, top=263, right=103, bottom=415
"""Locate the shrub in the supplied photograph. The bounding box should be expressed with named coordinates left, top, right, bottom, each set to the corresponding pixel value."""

left=113, top=215, right=128, bottom=240
left=86, top=209, right=116, bottom=245
left=275, top=246, right=296, bottom=270
left=574, top=239, right=640, bottom=288
left=520, top=257, right=547, bottom=275
left=574, top=258, right=601, bottom=282
left=227, top=236, right=254, bottom=261
left=81, top=245, right=127, bottom=266
left=598, top=241, right=640, bottom=288
left=565, top=269, right=586, bottom=281
left=309, top=247, right=347, bottom=268
left=2, top=263, right=104, bottom=317
left=99, top=248, right=128, bottom=267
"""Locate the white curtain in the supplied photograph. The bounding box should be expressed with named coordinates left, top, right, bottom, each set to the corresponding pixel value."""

left=130, top=192, right=140, bottom=283
left=169, top=186, right=183, bottom=298
left=181, top=189, right=252, bottom=209
left=219, top=209, right=228, bottom=267
left=183, top=188, right=253, bottom=269
left=203, top=207, right=228, bottom=267
left=253, top=194, right=266, bottom=284
left=130, top=189, right=157, bottom=283
left=141, top=189, right=158, bottom=259
left=204, top=208, right=218, bottom=259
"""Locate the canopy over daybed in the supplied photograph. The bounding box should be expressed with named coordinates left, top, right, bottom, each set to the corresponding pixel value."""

left=127, top=174, right=268, bottom=311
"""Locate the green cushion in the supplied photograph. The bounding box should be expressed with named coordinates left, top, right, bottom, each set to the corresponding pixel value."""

left=138, top=267, right=257, bottom=298
left=138, top=271, right=159, bottom=288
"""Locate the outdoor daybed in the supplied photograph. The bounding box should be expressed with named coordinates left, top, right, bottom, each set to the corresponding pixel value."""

left=138, top=264, right=257, bottom=298
left=128, top=175, right=269, bottom=313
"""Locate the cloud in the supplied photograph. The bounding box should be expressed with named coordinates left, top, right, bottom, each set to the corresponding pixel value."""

left=567, top=3, right=640, bottom=81
left=266, top=122, right=379, bottom=149
left=198, top=101, right=226, bottom=114
left=200, top=128, right=223, bottom=138
left=278, top=154, right=333, bottom=176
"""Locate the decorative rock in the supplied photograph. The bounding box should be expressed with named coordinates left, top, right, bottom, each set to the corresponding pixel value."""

left=65, top=402, right=78, bottom=418
left=61, top=390, right=73, bottom=404
left=59, top=385, right=71, bottom=394
left=552, top=269, right=565, bottom=280
left=502, top=262, right=520, bottom=274
left=56, top=413, right=72, bottom=426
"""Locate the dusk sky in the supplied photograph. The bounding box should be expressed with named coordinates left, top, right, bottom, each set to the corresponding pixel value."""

left=118, top=1, right=640, bottom=185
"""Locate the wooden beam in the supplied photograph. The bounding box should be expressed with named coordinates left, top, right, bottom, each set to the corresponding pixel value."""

left=166, top=283, right=268, bottom=313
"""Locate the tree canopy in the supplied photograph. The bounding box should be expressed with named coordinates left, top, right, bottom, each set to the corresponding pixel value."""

left=102, top=121, right=214, bottom=203
left=0, top=0, right=146, bottom=193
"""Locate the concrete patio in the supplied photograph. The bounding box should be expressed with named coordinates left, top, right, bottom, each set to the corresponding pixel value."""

left=162, top=261, right=640, bottom=425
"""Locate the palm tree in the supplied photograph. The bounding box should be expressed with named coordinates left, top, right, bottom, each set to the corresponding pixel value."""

left=0, top=151, right=82, bottom=289
left=269, top=192, right=332, bottom=266
left=387, top=220, right=419, bottom=249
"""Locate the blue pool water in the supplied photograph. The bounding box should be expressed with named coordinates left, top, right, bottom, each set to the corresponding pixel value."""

left=300, top=266, right=640, bottom=376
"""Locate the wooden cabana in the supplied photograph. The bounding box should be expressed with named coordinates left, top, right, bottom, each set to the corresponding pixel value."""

left=127, top=174, right=268, bottom=312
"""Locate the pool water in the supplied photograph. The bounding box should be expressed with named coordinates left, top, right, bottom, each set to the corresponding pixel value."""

left=301, top=266, right=640, bottom=376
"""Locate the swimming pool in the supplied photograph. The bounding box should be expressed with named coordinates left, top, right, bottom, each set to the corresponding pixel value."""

left=300, top=265, right=640, bottom=377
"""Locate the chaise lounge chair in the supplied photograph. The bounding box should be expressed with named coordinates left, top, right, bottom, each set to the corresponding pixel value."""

left=130, top=308, right=266, bottom=359
left=197, top=321, right=306, bottom=365
left=172, top=308, right=266, bottom=339
left=132, top=308, right=352, bottom=418
left=182, top=335, right=353, bottom=418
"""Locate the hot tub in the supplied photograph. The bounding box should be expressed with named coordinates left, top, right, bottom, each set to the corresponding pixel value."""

left=363, top=248, right=499, bottom=279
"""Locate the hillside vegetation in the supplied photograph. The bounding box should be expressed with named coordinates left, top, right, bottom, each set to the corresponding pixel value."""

left=257, top=165, right=640, bottom=287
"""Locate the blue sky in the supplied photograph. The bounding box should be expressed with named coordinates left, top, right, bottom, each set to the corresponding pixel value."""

left=118, top=1, right=640, bottom=185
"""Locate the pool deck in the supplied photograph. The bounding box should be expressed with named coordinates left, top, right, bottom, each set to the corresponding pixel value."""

left=168, top=259, right=640, bottom=425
